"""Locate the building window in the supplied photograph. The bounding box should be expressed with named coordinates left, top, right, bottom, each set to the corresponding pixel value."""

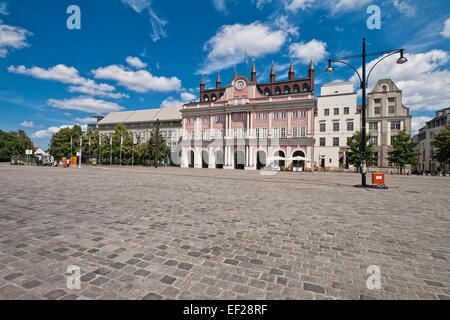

left=334, top=108, right=339, bottom=115
left=281, top=127, right=286, bottom=138
left=333, top=122, right=340, bottom=132
left=389, top=105, right=395, bottom=114
left=347, top=122, right=354, bottom=131
left=369, top=122, right=378, bottom=130
left=220, top=115, right=225, bottom=121
left=256, top=113, right=260, bottom=120
left=241, top=114, right=246, bottom=120
left=390, top=135, right=396, bottom=145
left=273, top=127, right=279, bottom=138
left=374, top=107, right=381, bottom=115
left=221, top=129, right=224, bottom=137
left=320, top=138, right=326, bottom=146
left=293, top=111, right=298, bottom=118
left=281, top=112, right=287, bottom=119
left=301, top=126, right=306, bottom=137
left=292, top=127, right=298, bottom=138
left=388, top=97, right=395, bottom=103
left=374, top=98, right=381, bottom=104
left=233, top=128, right=238, bottom=138
left=369, top=136, right=378, bottom=145
left=324, top=108, right=329, bottom=116
left=256, top=128, right=260, bottom=138
left=262, top=128, right=267, bottom=138
left=320, top=123, right=326, bottom=132
left=333, top=137, right=339, bottom=146
left=301, top=110, right=306, bottom=117
left=274, top=112, right=279, bottom=119
left=391, top=121, right=401, bottom=130
left=263, top=112, right=268, bottom=119
left=233, top=114, right=238, bottom=121
left=344, top=107, right=350, bottom=115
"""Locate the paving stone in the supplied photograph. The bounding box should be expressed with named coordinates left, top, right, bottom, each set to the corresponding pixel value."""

left=161, top=275, right=176, bottom=285
left=90, top=277, right=109, bottom=286
left=134, top=269, right=150, bottom=277
left=303, top=283, right=325, bottom=294
left=223, top=259, right=239, bottom=266
left=22, top=280, right=41, bottom=289
left=178, top=263, right=193, bottom=271
left=94, top=267, right=111, bottom=276
left=44, top=289, right=67, bottom=300
left=142, top=292, right=162, bottom=300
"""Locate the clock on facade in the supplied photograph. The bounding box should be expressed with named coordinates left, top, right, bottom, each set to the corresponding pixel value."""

left=236, top=80, right=246, bottom=90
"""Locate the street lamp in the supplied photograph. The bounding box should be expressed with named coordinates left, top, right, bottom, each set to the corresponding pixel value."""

left=325, top=38, right=407, bottom=186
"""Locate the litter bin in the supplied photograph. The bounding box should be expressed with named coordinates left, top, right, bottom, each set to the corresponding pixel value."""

left=372, top=173, right=385, bottom=185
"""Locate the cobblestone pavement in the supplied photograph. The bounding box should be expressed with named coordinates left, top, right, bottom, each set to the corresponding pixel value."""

left=0, top=165, right=449, bottom=300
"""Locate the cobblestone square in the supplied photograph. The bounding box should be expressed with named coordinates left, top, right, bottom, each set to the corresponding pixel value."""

left=0, top=165, right=449, bottom=300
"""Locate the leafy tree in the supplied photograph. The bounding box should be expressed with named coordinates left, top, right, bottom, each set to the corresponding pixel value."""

left=388, top=130, right=420, bottom=173
left=49, top=125, right=83, bottom=161
left=346, top=131, right=377, bottom=168
left=148, top=128, right=171, bottom=166
left=432, top=121, right=450, bottom=173
left=0, top=129, right=33, bottom=161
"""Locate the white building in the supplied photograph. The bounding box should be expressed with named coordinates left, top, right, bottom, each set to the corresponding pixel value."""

left=314, top=81, right=359, bottom=169
left=413, top=107, right=450, bottom=174
left=97, top=107, right=182, bottom=153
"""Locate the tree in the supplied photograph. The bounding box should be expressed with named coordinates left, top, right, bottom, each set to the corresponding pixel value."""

left=49, top=125, right=83, bottom=161
left=148, top=128, right=171, bottom=166
left=0, top=129, right=33, bottom=161
left=432, top=121, right=450, bottom=173
left=388, top=130, right=420, bottom=173
left=346, top=131, right=377, bottom=168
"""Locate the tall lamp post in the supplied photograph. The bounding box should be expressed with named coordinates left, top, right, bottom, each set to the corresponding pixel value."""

left=325, top=38, right=407, bottom=186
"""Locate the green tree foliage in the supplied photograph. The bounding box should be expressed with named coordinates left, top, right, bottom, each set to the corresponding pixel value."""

left=431, top=121, right=450, bottom=172
left=388, top=130, right=420, bottom=173
left=148, top=128, right=171, bottom=165
left=346, top=131, right=377, bottom=168
left=0, top=130, right=33, bottom=161
left=48, top=125, right=83, bottom=161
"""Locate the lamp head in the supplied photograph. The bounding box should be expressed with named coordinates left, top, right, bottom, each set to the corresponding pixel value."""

left=396, top=50, right=408, bottom=64
left=325, top=60, right=334, bottom=73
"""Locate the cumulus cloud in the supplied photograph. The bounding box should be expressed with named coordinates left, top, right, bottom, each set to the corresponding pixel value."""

left=285, top=0, right=371, bottom=13
left=47, top=97, right=125, bottom=114
left=8, top=64, right=126, bottom=99
left=0, top=21, right=32, bottom=57
left=212, top=0, right=228, bottom=12
left=32, top=124, right=88, bottom=139
left=126, top=56, right=147, bottom=69
left=198, top=22, right=288, bottom=74
left=120, top=0, right=167, bottom=42
left=289, top=39, right=328, bottom=64
left=349, top=50, right=450, bottom=111
left=411, top=116, right=432, bottom=135
left=441, top=18, right=450, bottom=38
left=181, top=92, right=196, bottom=102
left=92, top=64, right=182, bottom=93
left=160, top=92, right=197, bottom=108
left=392, top=0, right=416, bottom=18
left=20, top=121, right=35, bottom=128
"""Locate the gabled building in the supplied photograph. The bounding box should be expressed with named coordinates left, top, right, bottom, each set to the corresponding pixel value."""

left=180, top=60, right=316, bottom=170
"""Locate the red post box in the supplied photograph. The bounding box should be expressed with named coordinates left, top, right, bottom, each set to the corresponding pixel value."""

left=372, top=173, right=385, bottom=185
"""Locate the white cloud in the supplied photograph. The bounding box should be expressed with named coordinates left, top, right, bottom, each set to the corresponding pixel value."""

left=181, top=92, right=196, bottom=102
left=199, top=22, right=288, bottom=74
left=212, top=0, right=228, bottom=12
left=161, top=92, right=197, bottom=108
left=20, top=121, right=35, bottom=128
left=0, top=2, right=9, bottom=15
left=32, top=124, right=88, bottom=139
left=92, top=64, right=182, bottom=93
left=47, top=97, right=125, bottom=114
left=8, top=64, right=126, bottom=99
left=74, top=117, right=98, bottom=124
left=392, top=0, right=416, bottom=18
left=285, top=0, right=316, bottom=12
left=160, top=97, right=183, bottom=108
left=120, top=0, right=167, bottom=42
left=411, top=116, right=432, bottom=135
left=254, top=0, right=272, bottom=9
left=0, top=21, right=32, bottom=57
left=289, top=39, right=328, bottom=64
left=126, top=56, right=147, bottom=69
left=441, top=18, right=450, bottom=38
left=349, top=50, right=450, bottom=111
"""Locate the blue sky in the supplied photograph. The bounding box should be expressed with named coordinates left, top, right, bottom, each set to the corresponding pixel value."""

left=0, top=0, right=449, bottom=148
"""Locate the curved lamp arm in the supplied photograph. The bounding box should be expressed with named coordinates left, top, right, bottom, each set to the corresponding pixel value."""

left=366, top=51, right=400, bottom=88
left=331, top=59, right=362, bottom=87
